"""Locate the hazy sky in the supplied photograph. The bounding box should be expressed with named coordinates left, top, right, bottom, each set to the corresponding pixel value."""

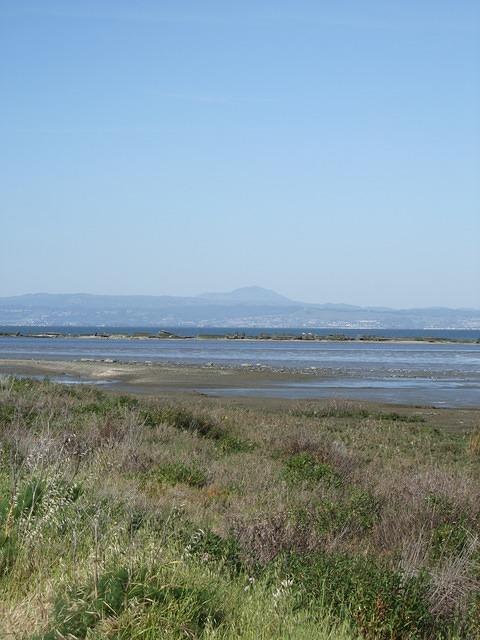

left=1, top=1, right=479, bottom=308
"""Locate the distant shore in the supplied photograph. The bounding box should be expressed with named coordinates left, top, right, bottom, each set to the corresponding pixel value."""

left=1, top=330, right=479, bottom=344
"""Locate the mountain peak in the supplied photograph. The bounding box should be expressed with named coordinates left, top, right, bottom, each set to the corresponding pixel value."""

left=198, top=286, right=294, bottom=306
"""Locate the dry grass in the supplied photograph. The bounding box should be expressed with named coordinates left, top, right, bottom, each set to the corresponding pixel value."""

left=468, top=429, right=480, bottom=457
left=0, top=377, right=479, bottom=639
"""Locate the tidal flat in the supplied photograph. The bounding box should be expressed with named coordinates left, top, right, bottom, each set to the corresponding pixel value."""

left=1, top=351, right=479, bottom=408
left=0, top=375, right=479, bottom=638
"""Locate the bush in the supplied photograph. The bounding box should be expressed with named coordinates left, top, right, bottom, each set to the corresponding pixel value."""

left=181, top=527, right=244, bottom=574
left=141, top=406, right=216, bottom=437
left=0, top=478, right=46, bottom=523
left=283, top=453, right=341, bottom=487
left=141, top=405, right=254, bottom=454
left=278, top=552, right=438, bottom=639
left=215, top=433, right=256, bottom=455
left=315, top=489, right=380, bottom=536
left=152, top=462, right=207, bottom=488
left=0, top=402, right=16, bottom=425
left=34, top=565, right=225, bottom=639
left=468, top=430, right=480, bottom=457
left=0, top=477, right=82, bottom=577
left=0, top=479, right=47, bottom=577
left=430, top=522, right=471, bottom=561
left=291, top=406, right=425, bottom=423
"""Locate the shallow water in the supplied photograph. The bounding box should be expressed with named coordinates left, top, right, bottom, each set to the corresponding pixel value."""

left=200, top=377, right=480, bottom=407
left=1, top=336, right=479, bottom=373
left=1, top=336, right=479, bottom=407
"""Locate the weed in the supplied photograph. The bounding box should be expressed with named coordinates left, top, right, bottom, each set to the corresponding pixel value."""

left=141, top=405, right=254, bottom=454
left=0, top=402, right=16, bottom=425
left=279, top=551, right=437, bottom=639
left=292, top=406, right=425, bottom=423
left=282, top=452, right=341, bottom=486
left=34, top=565, right=225, bottom=639
left=151, top=462, right=207, bottom=488
left=468, top=430, right=480, bottom=457
left=315, top=490, right=380, bottom=536
left=0, top=378, right=477, bottom=639
left=430, top=522, right=471, bottom=561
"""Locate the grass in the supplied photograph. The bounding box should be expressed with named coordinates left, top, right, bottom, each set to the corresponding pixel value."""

left=282, top=453, right=342, bottom=487
left=290, top=405, right=426, bottom=423
left=149, top=461, right=208, bottom=488
left=0, top=377, right=479, bottom=638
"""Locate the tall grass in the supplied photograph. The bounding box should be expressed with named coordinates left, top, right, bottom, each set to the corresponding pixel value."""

left=0, top=376, right=478, bottom=638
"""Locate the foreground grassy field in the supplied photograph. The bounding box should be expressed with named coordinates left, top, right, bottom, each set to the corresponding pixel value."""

left=0, top=377, right=479, bottom=638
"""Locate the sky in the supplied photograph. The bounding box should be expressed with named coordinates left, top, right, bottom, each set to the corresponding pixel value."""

left=1, top=1, right=479, bottom=308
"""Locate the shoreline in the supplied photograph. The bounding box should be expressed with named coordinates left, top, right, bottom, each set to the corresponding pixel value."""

left=0, top=357, right=326, bottom=387
left=1, top=358, right=480, bottom=411
left=0, top=331, right=479, bottom=344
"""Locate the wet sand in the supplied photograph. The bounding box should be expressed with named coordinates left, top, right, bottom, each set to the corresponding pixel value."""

left=1, top=357, right=479, bottom=410
left=0, top=358, right=312, bottom=392
left=1, top=358, right=479, bottom=431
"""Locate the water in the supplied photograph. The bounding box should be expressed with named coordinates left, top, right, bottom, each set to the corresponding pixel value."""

left=201, top=378, right=480, bottom=407
left=0, top=335, right=479, bottom=375
left=0, top=333, right=479, bottom=407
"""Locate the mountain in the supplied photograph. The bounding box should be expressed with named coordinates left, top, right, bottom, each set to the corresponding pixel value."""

left=198, top=286, right=295, bottom=306
left=0, top=289, right=479, bottom=329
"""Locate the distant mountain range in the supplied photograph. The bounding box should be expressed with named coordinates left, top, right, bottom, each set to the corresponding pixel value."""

left=0, top=286, right=479, bottom=329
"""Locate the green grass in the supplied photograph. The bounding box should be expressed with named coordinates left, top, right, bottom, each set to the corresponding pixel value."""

left=140, top=405, right=255, bottom=454
left=33, top=565, right=226, bottom=640
left=0, top=377, right=478, bottom=638
left=291, top=406, right=426, bottom=423
left=150, top=462, right=208, bottom=488
left=277, top=552, right=435, bottom=639
left=282, top=453, right=342, bottom=486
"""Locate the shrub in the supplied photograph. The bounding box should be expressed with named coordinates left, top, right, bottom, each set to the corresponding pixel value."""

left=0, top=401, right=39, bottom=428
left=0, top=477, right=82, bottom=577
left=215, top=433, right=256, bottom=455
left=140, top=405, right=254, bottom=454
left=3, top=478, right=46, bottom=521
left=34, top=565, right=225, bottom=639
left=8, top=377, right=37, bottom=393
left=117, top=394, right=140, bottom=410
left=231, top=511, right=319, bottom=566
left=0, top=402, right=16, bottom=425
left=282, top=453, right=341, bottom=487
left=278, top=552, right=438, bottom=639
left=152, top=462, right=207, bottom=488
left=430, top=522, right=471, bottom=561
left=291, top=406, right=425, bottom=423
left=181, top=527, right=244, bottom=574
left=141, top=406, right=216, bottom=437
left=468, top=430, right=480, bottom=457
left=315, top=489, right=380, bottom=536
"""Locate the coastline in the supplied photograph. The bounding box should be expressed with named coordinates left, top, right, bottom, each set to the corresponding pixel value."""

left=0, top=357, right=317, bottom=392
left=0, top=331, right=478, bottom=344
left=1, top=357, right=480, bottom=412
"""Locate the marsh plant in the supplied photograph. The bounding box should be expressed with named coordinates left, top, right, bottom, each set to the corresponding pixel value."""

left=0, top=376, right=479, bottom=638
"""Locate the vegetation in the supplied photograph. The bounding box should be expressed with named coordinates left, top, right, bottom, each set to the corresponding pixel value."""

left=0, top=376, right=479, bottom=638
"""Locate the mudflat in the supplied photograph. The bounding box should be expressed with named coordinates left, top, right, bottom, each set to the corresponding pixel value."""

left=1, top=358, right=479, bottom=430
left=0, top=357, right=314, bottom=391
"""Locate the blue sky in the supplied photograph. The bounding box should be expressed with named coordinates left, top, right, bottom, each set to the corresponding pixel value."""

left=1, top=1, right=479, bottom=307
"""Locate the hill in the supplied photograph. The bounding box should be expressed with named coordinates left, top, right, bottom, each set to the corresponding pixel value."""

left=0, top=288, right=479, bottom=329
